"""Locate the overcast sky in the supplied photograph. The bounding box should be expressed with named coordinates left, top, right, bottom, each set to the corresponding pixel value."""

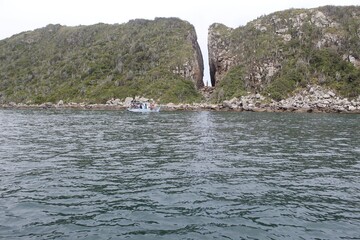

left=1, top=0, right=359, bottom=83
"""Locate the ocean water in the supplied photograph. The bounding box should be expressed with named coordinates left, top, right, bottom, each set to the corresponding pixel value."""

left=0, top=109, right=359, bottom=239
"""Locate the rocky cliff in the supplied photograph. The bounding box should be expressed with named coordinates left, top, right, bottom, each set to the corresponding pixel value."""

left=0, top=18, right=204, bottom=104
left=208, top=6, right=360, bottom=102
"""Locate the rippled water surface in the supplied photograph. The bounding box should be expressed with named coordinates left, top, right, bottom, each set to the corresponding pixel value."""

left=1, top=109, right=359, bottom=239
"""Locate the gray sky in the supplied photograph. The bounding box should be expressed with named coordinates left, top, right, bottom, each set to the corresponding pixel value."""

left=1, top=0, right=359, bottom=84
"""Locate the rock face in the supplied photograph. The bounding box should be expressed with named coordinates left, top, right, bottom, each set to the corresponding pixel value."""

left=0, top=18, right=204, bottom=104
left=172, top=29, right=204, bottom=89
left=192, top=32, right=205, bottom=89
left=208, top=23, right=235, bottom=87
left=208, top=6, right=360, bottom=102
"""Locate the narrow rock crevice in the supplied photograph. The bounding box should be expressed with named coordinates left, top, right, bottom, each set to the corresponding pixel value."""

left=209, top=61, right=216, bottom=87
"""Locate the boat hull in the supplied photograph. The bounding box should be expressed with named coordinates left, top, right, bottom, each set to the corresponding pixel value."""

left=127, top=107, right=160, bottom=113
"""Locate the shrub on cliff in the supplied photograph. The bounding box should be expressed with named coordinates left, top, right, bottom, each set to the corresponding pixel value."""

left=211, top=66, right=247, bottom=102
left=208, top=6, right=360, bottom=101
left=0, top=18, right=203, bottom=104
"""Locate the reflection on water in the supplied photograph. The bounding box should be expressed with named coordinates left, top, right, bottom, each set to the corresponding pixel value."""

left=0, top=109, right=359, bottom=239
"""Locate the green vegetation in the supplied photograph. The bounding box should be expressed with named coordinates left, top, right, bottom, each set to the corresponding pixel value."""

left=211, top=66, right=247, bottom=102
left=265, top=45, right=360, bottom=101
left=211, top=6, right=360, bottom=101
left=265, top=60, right=302, bottom=101
left=0, top=18, right=203, bottom=104
left=309, top=49, right=360, bottom=97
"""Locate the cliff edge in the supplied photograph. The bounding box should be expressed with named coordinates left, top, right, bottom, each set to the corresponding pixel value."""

left=208, top=6, right=360, bottom=102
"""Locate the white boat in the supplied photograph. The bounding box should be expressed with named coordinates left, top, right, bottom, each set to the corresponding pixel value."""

left=127, top=102, right=160, bottom=113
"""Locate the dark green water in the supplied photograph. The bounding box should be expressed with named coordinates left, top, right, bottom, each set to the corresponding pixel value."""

left=1, top=109, right=359, bottom=239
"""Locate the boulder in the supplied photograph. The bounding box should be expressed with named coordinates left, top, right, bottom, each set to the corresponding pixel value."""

left=113, top=99, right=121, bottom=105
left=328, top=91, right=336, bottom=98
left=348, top=106, right=356, bottom=111
left=124, top=97, right=133, bottom=107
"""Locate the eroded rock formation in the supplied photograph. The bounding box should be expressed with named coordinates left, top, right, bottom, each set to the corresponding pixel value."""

left=208, top=23, right=235, bottom=87
left=173, top=29, right=204, bottom=89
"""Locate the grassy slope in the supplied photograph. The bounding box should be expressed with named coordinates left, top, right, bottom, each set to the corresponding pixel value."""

left=0, top=18, right=203, bottom=104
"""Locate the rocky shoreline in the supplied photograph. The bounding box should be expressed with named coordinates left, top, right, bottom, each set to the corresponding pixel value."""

left=1, top=86, right=360, bottom=114
left=213, top=85, right=360, bottom=113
